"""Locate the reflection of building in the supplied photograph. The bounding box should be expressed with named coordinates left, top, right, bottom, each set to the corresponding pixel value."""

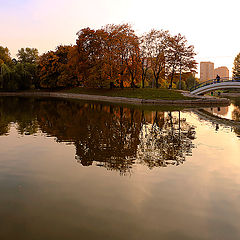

left=214, top=66, right=229, bottom=79
left=200, top=62, right=214, bottom=82
left=206, top=106, right=229, bottom=117
left=214, top=106, right=228, bottom=116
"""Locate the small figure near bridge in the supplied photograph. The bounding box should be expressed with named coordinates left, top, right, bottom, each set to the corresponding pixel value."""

left=216, top=74, right=220, bottom=83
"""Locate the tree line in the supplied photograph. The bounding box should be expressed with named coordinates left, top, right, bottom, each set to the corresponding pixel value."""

left=0, top=24, right=199, bottom=91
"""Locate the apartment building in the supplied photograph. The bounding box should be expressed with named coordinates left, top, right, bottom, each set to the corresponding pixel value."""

left=200, top=62, right=214, bottom=82
left=214, top=66, right=229, bottom=79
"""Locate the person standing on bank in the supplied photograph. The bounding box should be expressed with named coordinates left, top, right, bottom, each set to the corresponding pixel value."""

left=216, top=74, right=220, bottom=83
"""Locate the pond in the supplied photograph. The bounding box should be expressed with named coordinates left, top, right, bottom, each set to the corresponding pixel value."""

left=0, top=97, right=239, bottom=240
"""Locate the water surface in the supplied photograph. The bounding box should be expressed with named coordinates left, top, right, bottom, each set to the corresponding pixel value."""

left=0, top=97, right=239, bottom=240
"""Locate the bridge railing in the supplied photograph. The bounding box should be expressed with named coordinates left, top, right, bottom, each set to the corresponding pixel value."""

left=190, top=77, right=240, bottom=92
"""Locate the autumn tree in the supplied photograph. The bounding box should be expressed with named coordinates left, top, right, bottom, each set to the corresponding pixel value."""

left=166, top=33, right=197, bottom=89
left=75, top=28, right=109, bottom=87
left=104, top=24, right=127, bottom=88
left=123, top=30, right=141, bottom=88
left=74, top=24, right=141, bottom=88
left=118, top=24, right=140, bottom=88
left=104, top=24, right=140, bottom=88
left=38, top=45, right=77, bottom=89
left=102, top=24, right=122, bottom=87
left=232, top=53, right=240, bottom=80
left=125, top=51, right=141, bottom=88
left=38, top=51, right=58, bottom=88
left=139, top=35, right=151, bottom=88
left=144, top=29, right=169, bottom=88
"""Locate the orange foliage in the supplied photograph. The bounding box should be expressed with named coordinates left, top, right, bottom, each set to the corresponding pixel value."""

left=38, top=45, right=77, bottom=89
left=37, top=24, right=197, bottom=89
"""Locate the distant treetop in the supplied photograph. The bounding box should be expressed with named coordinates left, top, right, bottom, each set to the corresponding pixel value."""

left=17, top=47, right=39, bottom=64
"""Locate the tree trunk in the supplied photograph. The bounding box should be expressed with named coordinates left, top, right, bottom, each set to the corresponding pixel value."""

left=120, top=57, right=124, bottom=89
left=120, top=71, right=124, bottom=89
left=141, top=63, right=146, bottom=88
left=130, top=71, right=136, bottom=88
left=155, top=77, right=159, bottom=88
left=142, top=74, right=145, bottom=88
left=153, top=69, right=160, bottom=88
left=170, top=68, right=175, bottom=89
left=131, top=80, right=136, bottom=88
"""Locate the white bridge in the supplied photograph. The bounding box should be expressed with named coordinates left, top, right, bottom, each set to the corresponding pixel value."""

left=190, top=77, right=240, bottom=95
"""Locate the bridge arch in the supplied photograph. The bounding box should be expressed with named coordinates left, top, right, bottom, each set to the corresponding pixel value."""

left=190, top=77, right=240, bottom=95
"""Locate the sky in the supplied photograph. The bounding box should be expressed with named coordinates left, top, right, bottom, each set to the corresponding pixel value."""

left=0, top=0, right=240, bottom=76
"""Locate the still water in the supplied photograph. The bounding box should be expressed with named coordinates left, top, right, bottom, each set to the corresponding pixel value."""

left=0, top=97, right=240, bottom=240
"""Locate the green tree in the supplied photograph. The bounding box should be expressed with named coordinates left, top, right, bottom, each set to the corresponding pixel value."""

left=185, top=74, right=198, bottom=90
left=0, top=61, right=36, bottom=91
left=13, top=63, right=32, bottom=90
left=176, top=80, right=187, bottom=90
left=0, top=64, right=18, bottom=91
left=17, top=47, right=39, bottom=64
left=233, top=53, right=240, bottom=79
left=15, top=48, right=40, bottom=89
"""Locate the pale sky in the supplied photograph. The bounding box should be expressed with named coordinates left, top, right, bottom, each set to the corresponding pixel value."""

left=1, top=0, right=240, bottom=76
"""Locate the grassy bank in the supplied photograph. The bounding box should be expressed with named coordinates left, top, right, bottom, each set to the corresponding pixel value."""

left=62, top=87, right=193, bottom=100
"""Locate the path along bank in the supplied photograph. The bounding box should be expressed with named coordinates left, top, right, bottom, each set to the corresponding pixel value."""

left=0, top=91, right=230, bottom=106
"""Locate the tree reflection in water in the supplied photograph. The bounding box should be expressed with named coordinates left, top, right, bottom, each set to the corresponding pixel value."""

left=73, top=105, right=142, bottom=174
left=232, top=99, right=240, bottom=121
left=0, top=97, right=196, bottom=174
left=138, top=111, right=195, bottom=168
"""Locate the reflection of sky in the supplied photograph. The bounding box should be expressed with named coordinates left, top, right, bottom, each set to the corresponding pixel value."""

left=226, top=104, right=236, bottom=120
left=204, top=103, right=239, bottom=121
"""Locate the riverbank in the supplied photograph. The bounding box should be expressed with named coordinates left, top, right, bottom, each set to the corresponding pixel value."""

left=220, top=92, right=240, bottom=98
left=0, top=90, right=230, bottom=106
left=62, top=88, right=192, bottom=100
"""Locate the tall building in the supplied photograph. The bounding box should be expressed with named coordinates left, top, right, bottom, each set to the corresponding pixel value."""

left=200, top=62, right=214, bottom=82
left=214, top=66, right=229, bottom=79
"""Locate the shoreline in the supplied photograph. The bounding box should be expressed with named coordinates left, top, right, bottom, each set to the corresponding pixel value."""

left=0, top=91, right=231, bottom=106
left=220, top=93, right=240, bottom=98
